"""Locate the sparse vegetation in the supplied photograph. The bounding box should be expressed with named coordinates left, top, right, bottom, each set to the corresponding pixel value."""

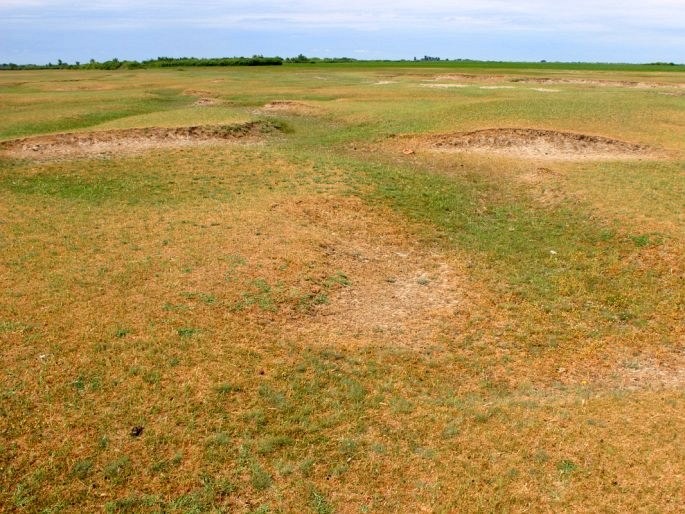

left=0, top=62, right=683, bottom=512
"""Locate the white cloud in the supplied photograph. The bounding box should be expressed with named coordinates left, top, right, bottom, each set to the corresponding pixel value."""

left=2, top=0, right=683, bottom=63
left=2, top=0, right=684, bottom=36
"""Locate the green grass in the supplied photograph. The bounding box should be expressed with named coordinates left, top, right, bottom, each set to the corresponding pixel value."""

left=0, top=145, right=312, bottom=206
left=0, top=88, right=193, bottom=140
left=345, top=157, right=672, bottom=331
left=0, top=64, right=683, bottom=512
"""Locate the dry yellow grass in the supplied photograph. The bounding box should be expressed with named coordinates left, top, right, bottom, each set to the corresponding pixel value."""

left=0, top=65, right=683, bottom=512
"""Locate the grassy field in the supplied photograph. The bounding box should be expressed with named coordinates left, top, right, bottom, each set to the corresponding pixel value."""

left=0, top=64, right=684, bottom=512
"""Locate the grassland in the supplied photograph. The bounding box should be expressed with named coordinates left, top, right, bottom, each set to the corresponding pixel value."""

left=0, top=63, right=684, bottom=512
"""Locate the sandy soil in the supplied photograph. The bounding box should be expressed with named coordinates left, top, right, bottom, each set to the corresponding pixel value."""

left=432, top=74, right=685, bottom=89
left=510, top=77, right=685, bottom=89
left=420, top=83, right=467, bottom=89
left=257, top=100, right=321, bottom=115
left=264, top=195, right=478, bottom=349
left=0, top=121, right=280, bottom=160
left=428, top=128, right=653, bottom=160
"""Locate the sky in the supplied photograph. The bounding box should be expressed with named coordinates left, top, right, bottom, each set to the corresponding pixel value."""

left=1, top=0, right=684, bottom=64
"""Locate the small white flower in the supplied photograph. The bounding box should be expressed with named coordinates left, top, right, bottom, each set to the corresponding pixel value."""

left=550, top=250, right=557, bottom=255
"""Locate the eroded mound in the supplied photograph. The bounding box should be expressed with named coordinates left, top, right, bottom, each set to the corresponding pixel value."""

left=431, top=74, right=685, bottom=90
left=433, top=73, right=506, bottom=82
left=258, top=100, right=320, bottom=115
left=509, top=77, right=685, bottom=89
left=431, top=128, right=651, bottom=160
left=0, top=121, right=281, bottom=160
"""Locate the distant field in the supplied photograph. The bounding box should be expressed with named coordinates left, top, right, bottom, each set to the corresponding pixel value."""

left=1, top=64, right=683, bottom=512
left=299, top=60, right=685, bottom=72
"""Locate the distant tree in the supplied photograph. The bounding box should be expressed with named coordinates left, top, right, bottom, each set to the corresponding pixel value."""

left=285, top=54, right=311, bottom=63
left=2, top=55, right=284, bottom=70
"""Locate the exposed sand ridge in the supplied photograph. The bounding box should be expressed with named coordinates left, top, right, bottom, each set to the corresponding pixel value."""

left=433, top=74, right=685, bottom=89
left=0, top=121, right=282, bottom=160
left=509, top=77, right=685, bottom=89
left=429, top=128, right=653, bottom=160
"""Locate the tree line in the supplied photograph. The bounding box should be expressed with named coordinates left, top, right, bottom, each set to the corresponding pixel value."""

left=0, top=54, right=377, bottom=70
left=0, top=56, right=285, bottom=70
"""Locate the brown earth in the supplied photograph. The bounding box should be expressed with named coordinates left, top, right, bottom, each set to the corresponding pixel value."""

left=273, top=196, right=471, bottom=349
left=420, top=83, right=468, bottom=89
left=183, top=89, right=223, bottom=106
left=183, top=88, right=216, bottom=97
left=225, top=192, right=683, bottom=390
left=0, top=121, right=281, bottom=160
left=508, top=77, right=685, bottom=89
left=193, top=97, right=222, bottom=106
left=432, top=74, right=685, bottom=89
left=428, top=128, right=652, bottom=160
left=257, top=100, right=321, bottom=115
left=432, top=73, right=506, bottom=82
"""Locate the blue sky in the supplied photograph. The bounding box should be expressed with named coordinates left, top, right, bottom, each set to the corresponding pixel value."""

left=1, top=1, right=684, bottom=64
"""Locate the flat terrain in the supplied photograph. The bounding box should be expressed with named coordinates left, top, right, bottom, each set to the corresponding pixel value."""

left=0, top=63, right=684, bottom=512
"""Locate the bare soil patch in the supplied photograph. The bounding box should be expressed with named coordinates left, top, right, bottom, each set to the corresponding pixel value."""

left=0, top=121, right=281, bottom=160
left=182, top=88, right=215, bottom=97
left=613, top=356, right=685, bottom=391
left=183, top=89, right=224, bottom=106
left=421, top=83, right=467, bottom=89
left=270, top=196, right=475, bottom=348
left=510, top=77, right=685, bottom=89
left=433, top=73, right=506, bottom=82
left=431, top=74, right=685, bottom=90
left=193, top=97, right=222, bottom=106
left=257, top=100, right=321, bottom=115
left=428, top=128, right=652, bottom=160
